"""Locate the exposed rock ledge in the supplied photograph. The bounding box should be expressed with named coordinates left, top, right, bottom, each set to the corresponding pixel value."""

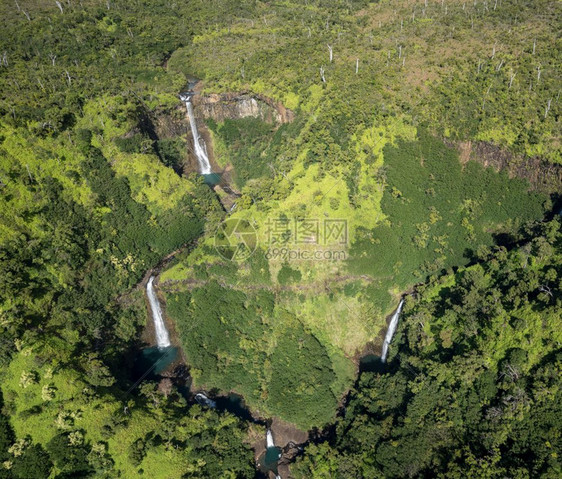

left=193, top=92, right=295, bottom=125
left=454, top=140, right=562, bottom=194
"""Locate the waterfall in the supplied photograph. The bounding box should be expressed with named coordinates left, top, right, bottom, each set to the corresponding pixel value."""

left=380, top=299, right=404, bottom=363
left=146, top=276, right=171, bottom=348
left=266, top=429, right=275, bottom=449
left=182, top=94, right=212, bottom=175
left=195, top=393, right=217, bottom=409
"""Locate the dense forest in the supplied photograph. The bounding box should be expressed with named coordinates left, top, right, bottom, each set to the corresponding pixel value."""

left=294, top=219, right=562, bottom=478
left=1, top=0, right=560, bottom=477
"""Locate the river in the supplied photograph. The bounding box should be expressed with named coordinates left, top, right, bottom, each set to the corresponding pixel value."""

left=139, top=86, right=409, bottom=477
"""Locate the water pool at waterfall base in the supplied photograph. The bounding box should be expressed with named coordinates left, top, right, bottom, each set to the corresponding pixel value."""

left=203, top=172, right=221, bottom=185
left=257, top=446, right=283, bottom=475
left=135, top=346, right=179, bottom=378
left=359, top=354, right=387, bottom=373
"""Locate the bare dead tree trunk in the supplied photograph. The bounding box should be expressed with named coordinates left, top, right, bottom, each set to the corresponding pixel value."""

left=15, top=0, right=21, bottom=11
left=496, top=59, right=504, bottom=71
left=327, top=44, right=333, bottom=62
left=320, top=66, right=326, bottom=83
left=25, top=164, right=33, bottom=182
left=544, top=98, right=552, bottom=118
left=509, top=71, right=515, bottom=88
left=537, top=64, right=541, bottom=82
left=49, top=53, right=56, bottom=66
left=532, top=38, right=536, bottom=55
left=22, top=9, right=31, bottom=21
left=55, top=1, right=63, bottom=13
left=355, top=58, right=359, bottom=74
left=64, top=70, right=71, bottom=85
left=538, top=284, right=553, bottom=296
left=398, top=45, right=402, bottom=59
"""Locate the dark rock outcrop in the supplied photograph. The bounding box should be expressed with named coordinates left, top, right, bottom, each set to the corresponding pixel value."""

left=455, top=140, right=562, bottom=194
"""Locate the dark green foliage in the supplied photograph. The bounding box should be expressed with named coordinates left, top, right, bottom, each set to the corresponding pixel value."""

left=11, top=444, right=53, bottom=479
left=0, top=392, right=14, bottom=479
left=115, top=134, right=149, bottom=154
left=348, top=131, right=547, bottom=289
left=156, top=138, right=185, bottom=170
left=296, top=220, right=562, bottom=478
left=268, top=321, right=337, bottom=426
left=277, top=262, right=302, bottom=285
left=0, top=0, right=560, bottom=475
left=46, top=433, right=90, bottom=477
left=182, top=412, right=255, bottom=478
left=166, top=283, right=340, bottom=426
left=128, top=438, right=147, bottom=467
left=166, top=283, right=265, bottom=404
left=0, top=0, right=193, bottom=135
left=209, top=117, right=276, bottom=188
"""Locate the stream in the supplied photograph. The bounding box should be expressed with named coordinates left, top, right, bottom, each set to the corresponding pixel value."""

left=144, top=273, right=404, bottom=477
left=144, top=276, right=279, bottom=474
left=140, top=85, right=407, bottom=477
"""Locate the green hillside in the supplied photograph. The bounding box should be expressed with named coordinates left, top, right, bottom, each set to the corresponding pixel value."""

left=0, top=0, right=560, bottom=477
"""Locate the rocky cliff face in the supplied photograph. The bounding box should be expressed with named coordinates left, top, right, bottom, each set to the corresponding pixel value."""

left=455, top=140, right=562, bottom=194
left=193, top=92, right=294, bottom=124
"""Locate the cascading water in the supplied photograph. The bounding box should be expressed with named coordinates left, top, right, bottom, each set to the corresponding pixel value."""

left=258, top=429, right=281, bottom=479
left=266, top=429, right=275, bottom=449
left=146, top=276, right=171, bottom=348
left=195, top=393, right=217, bottom=409
left=181, top=93, right=212, bottom=175
left=380, top=299, right=404, bottom=363
left=260, top=429, right=282, bottom=477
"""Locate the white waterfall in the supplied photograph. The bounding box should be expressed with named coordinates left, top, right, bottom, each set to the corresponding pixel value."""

left=266, top=429, right=275, bottom=449
left=380, top=299, right=404, bottom=363
left=182, top=94, right=212, bottom=174
left=195, top=393, right=217, bottom=409
left=147, top=276, right=171, bottom=348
